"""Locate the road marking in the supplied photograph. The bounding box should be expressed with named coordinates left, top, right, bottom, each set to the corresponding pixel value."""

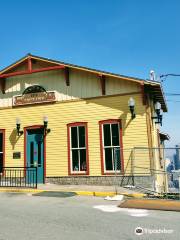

left=127, top=209, right=149, bottom=217
left=26, top=193, right=33, bottom=196
left=93, top=205, right=149, bottom=217
left=93, top=205, right=121, bottom=212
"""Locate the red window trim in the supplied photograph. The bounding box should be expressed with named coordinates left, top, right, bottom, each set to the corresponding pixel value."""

left=67, top=122, right=89, bottom=176
left=0, top=129, right=5, bottom=176
left=99, top=119, right=124, bottom=175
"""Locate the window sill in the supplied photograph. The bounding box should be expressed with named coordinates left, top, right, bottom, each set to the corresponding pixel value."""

left=69, top=172, right=89, bottom=176
left=102, top=171, right=123, bottom=175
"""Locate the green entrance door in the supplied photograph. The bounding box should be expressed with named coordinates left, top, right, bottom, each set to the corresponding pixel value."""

left=26, top=129, right=44, bottom=183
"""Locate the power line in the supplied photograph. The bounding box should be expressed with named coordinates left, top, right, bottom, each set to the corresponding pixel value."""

left=158, top=74, right=180, bottom=101
left=165, top=93, right=180, bottom=96
left=166, top=100, right=180, bottom=102
left=159, top=73, right=180, bottom=84
left=160, top=74, right=180, bottom=78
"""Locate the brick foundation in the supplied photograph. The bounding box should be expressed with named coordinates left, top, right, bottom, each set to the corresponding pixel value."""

left=46, top=175, right=154, bottom=189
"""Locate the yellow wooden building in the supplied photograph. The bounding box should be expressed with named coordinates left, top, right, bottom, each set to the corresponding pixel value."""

left=0, top=54, right=168, bottom=190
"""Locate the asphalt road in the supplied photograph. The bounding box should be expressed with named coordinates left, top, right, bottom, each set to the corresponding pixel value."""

left=0, top=192, right=179, bottom=240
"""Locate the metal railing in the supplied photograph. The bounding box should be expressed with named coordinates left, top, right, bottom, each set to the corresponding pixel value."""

left=0, top=167, right=37, bottom=188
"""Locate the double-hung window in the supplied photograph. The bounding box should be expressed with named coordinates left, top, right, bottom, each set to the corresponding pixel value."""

left=100, top=120, right=123, bottom=173
left=68, top=123, right=89, bottom=174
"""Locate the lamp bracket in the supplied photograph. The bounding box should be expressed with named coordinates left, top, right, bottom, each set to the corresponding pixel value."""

left=17, top=130, right=23, bottom=136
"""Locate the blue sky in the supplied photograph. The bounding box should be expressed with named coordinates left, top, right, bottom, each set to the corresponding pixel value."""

left=0, top=0, right=179, bottom=147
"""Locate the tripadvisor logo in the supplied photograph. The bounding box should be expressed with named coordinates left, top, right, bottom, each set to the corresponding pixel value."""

left=135, top=227, right=143, bottom=235
left=135, top=227, right=174, bottom=235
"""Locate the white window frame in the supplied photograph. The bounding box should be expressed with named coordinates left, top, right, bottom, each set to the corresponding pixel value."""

left=102, top=123, right=121, bottom=173
left=70, top=125, right=87, bottom=173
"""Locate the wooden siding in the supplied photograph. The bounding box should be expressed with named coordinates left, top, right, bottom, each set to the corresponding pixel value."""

left=0, top=93, right=150, bottom=176
left=0, top=69, right=141, bottom=107
left=106, top=76, right=139, bottom=95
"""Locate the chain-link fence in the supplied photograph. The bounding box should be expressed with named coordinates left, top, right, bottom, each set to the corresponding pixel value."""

left=113, top=147, right=180, bottom=198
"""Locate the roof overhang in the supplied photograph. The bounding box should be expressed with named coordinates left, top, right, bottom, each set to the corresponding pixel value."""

left=144, top=81, right=167, bottom=112
left=0, top=54, right=168, bottom=112
left=0, top=54, right=147, bottom=83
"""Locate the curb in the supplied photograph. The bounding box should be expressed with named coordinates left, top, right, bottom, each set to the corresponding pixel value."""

left=0, top=188, right=146, bottom=198
left=122, top=193, right=146, bottom=198
left=119, top=198, right=180, bottom=211
left=74, top=191, right=116, bottom=197
left=0, top=188, right=43, bottom=193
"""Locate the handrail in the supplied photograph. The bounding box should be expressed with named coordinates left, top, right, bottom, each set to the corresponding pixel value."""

left=0, top=167, right=37, bottom=188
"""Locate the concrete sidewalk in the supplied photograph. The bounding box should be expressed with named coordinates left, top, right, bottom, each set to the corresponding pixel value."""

left=38, top=183, right=146, bottom=197
left=0, top=183, right=146, bottom=198
left=1, top=183, right=180, bottom=212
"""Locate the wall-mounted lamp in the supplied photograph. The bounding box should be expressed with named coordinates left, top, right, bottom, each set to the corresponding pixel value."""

left=152, top=102, right=163, bottom=126
left=16, top=118, right=23, bottom=136
left=43, top=116, right=51, bottom=135
left=128, top=97, right=136, bottom=119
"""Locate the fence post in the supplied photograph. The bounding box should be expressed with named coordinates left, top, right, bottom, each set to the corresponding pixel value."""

left=178, top=175, right=180, bottom=200
left=152, top=148, right=156, bottom=192
left=114, top=148, right=118, bottom=194
left=131, top=148, right=135, bottom=186
left=35, top=167, right=38, bottom=189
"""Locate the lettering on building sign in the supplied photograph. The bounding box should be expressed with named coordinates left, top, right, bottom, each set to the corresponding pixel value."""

left=13, top=92, right=56, bottom=106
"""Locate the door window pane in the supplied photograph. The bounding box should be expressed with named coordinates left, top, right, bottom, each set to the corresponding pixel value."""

left=30, top=142, right=34, bottom=166
left=103, top=124, right=111, bottom=146
left=38, top=142, right=41, bottom=167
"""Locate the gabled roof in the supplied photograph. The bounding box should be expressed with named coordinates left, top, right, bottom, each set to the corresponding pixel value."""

left=0, top=53, right=147, bottom=83
left=0, top=53, right=168, bottom=111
